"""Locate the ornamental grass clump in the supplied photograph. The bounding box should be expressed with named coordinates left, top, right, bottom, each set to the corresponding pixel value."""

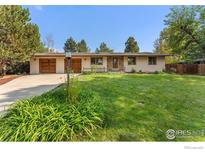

left=0, top=87, right=104, bottom=141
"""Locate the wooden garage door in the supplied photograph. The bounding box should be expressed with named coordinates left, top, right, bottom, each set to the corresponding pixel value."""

left=72, top=59, right=81, bottom=73
left=65, top=59, right=82, bottom=73
left=39, top=59, right=56, bottom=73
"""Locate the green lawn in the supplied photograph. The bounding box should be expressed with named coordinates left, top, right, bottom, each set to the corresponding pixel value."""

left=1, top=73, right=205, bottom=141
left=75, top=73, right=205, bottom=141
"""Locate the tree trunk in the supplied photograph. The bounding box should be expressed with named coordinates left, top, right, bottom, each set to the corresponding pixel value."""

left=0, top=61, right=6, bottom=77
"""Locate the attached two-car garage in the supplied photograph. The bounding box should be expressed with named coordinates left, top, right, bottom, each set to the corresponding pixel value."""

left=39, top=59, right=82, bottom=74
left=30, top=54, right=82, bottom=74
left=38, top=58, right=82, bottom=74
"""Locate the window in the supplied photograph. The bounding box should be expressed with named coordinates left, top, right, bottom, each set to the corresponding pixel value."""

left=91, top=57, right=103, bottom=65
left=148, top=57, right=157, bottom=65
left=128, top=57, right=136, bottom=65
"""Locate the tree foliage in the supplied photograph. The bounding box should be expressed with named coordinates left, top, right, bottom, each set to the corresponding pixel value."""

left=124, top=37, right=139, bottom=53
left=0, top=6, right=42, bottom=74
left=64, top=38, right=89, bottom=53
left=77, top=39, right=90, bottom=52
left=153, top=34, right=171, bottom=54
left=153, top=35, right=177, bottom=63
left=64, top=37, right=77, bottom=53
left=162, top=6, right=205, bottom=62
left=95, top=42, right=113, bottom=53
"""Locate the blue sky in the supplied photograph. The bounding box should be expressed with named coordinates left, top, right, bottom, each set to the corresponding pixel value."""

left=26, top=6, right=171, bottom=52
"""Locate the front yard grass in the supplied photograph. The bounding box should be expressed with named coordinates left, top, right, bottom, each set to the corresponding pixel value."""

left=76, top=73, right=205, bottom=141
left=0, top=73, right=205, bottom=141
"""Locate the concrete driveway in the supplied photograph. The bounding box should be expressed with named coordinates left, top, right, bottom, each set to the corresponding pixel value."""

left=0, top=74, right=66, bottom=110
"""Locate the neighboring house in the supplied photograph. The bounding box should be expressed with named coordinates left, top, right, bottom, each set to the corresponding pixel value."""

left=30, top=52, right=170, bottom=74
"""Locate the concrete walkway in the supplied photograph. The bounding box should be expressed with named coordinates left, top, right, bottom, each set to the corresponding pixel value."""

left=0, top=74, right=66, bottom=111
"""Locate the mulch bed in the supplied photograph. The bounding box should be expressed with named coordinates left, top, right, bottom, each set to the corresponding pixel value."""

left=0, top=76, right=19, bottom=85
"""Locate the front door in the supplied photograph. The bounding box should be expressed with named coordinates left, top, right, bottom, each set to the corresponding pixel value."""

left=113, top=57, right=119, bottom=68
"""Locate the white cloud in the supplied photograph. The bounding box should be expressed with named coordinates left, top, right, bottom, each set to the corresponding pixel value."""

left=34, top=5, right=43, bottom=11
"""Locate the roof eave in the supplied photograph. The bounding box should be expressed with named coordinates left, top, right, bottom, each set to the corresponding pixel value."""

left=32, top=52, right=171, bottom=57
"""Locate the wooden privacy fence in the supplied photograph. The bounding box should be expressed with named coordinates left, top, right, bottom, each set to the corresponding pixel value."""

left=198, top=64, right=205, bottom=75
left=165, top=64, right=205, bottom=75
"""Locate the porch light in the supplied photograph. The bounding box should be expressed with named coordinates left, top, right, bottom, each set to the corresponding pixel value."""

left=65, top=51, right=72, bottom=58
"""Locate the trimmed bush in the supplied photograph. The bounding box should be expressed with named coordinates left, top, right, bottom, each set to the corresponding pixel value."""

left=130, top=68, right=136, bottom=73
left=0, top=88, right=104, bottom=141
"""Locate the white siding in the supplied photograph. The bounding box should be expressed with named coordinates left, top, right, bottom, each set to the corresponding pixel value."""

left=56, top=57, right=65, bottom=73
left=30, top=55, right=166, bottom=74
left=30, top=58, right=39, bottom=74
left=81, top=56, right=107, bottom=72
left=81, top=57, right=90, bottom=70
left=124, top=56, right=165, bottom=72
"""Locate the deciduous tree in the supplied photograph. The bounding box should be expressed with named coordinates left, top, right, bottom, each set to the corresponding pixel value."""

left=162, top=6, right=205, bottom=62
left=44, top=34, right=54, bottom=52
left=153, top=37, right=167, bottom=54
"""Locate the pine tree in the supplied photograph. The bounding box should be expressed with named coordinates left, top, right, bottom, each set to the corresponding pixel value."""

left=77, top=39, right=89, bottom=52
left=95, top=42, right=113, bottom=53
left=64, top=37, right=78, bottom=52
left=124, top=37, right=139, bottom=53
left=0, top=6, right=41, bottom=75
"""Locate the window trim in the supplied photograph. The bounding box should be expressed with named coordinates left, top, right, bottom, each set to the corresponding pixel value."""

left=148, top=56, right=157, bottom=65
left=91, top=57, right=103, bottom=65
left=127, top=56, right=136, bottom=65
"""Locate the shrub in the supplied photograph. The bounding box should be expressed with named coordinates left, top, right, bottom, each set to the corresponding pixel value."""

left=91, top=65, right=97, bottom=73
left=154, top=71, right=159, bottom=74
left=82, top=71, right=92, bottom=75
left=6, top=61, right=30, bottom=75
left=0, top=88, right=104, bottom=141
left=130, top=68, right=136, bottom=73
